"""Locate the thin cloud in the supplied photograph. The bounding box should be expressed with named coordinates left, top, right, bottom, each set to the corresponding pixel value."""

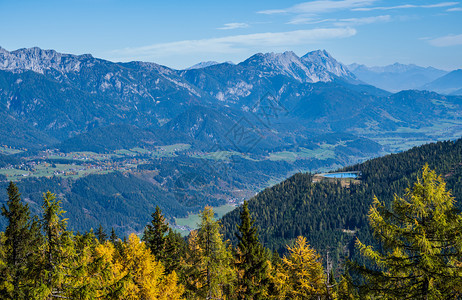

left=334, top=15, right=391, bottom=26
left=258, top=0, right=377, bottom=15
left=218, top=23, right=249, bottom=30
left=428, top=33, right=462, bottom=46
left=111, top=28, right=357, bottom=59
left=354, top=2, right=458, bottom=11
left=447, top=7, right=462, bottom=10
left=288, top=15, right=390, bottom=26
left=287, top=17, right=335, bottom=25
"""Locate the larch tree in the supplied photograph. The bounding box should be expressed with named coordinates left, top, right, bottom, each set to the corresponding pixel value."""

left=183, top=230, right=204, bottom=299
left=187, top=206, right=234, bottom=299
left=67, top=231, right=104, bottom=299
left=234, top=200, right=269, bottom=299
left=93, top=240, right=129, bottom=299
left=280, top=236, right=327, bottom=299
left=38, top=191, right=75, bottom=299
left=356, top=165, right=462, bottom=299
left=117, top=233, right=184, bottom=300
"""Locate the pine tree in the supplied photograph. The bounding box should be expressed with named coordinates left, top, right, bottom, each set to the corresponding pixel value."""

left=355, top=165, right=462, bottom=298
left=234, top=200, right=269, bottom=299
left=143, top=206, right=169, bottom=262
left=0, top=182, right=41, bottom=299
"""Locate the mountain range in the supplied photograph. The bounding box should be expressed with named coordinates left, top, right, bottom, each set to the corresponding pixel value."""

left=0, top=47, right=360, bottom=145
left=421, top=69, right=462, bottom=95
left=347, top=62, right=449, bottom=92
left=0, top=46, right=461, bottom=236
left=1, top=46, right=460, bottom=152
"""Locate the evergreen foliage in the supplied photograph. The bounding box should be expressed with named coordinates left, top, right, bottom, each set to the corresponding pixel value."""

left=39, top=191, right=74, bottom=298
left=221, top=139, right=462, bottom=267
left=1, top=139, right=462, bottom=298
left=163, top=229, right=187, bottom=274
left=110, top=227, right=118, bottom=244
left=0, top=186, right=185, bottom=299
left=0, top=182, right=41, bottom=299
left=142, top=206, right=187, bottom=274
left=234, top=200, right=269, bottom=299
left=143, top=206, right=169, bottom=262
left=183, top=206, right=234, bottom=299
left=96, top=224, right=107, bottom=243
left=355, top=165, right=462, bottom=298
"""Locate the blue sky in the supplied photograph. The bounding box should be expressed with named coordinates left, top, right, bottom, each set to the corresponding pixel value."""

left=1, top=0, right=461, bottom=70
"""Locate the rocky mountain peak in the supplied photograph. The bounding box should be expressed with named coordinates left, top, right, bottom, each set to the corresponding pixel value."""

left=240, top=51, right=335, bottom=83
left=0, top=46, right=93, bottom=74
left=302, top=49, right=355, bottom=79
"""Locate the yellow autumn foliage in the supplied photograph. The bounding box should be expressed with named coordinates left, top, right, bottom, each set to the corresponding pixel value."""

left=94, top=234, right=183, bottom=299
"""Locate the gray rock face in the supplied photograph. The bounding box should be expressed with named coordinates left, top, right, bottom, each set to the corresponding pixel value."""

left=0, top=47, right=89, bottom=74
left=302, top=49, right=356, bottom=80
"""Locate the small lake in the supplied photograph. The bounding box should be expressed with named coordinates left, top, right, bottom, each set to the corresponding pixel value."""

left=322, top=172, right=360, bottom=179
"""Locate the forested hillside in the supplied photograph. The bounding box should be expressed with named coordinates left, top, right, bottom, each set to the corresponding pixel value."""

left=221, top=139, right=462, bottom=265
left=2, top=164, right=461, bottom=299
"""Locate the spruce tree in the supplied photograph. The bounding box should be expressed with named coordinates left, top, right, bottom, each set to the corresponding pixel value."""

left=163, top=229, right=186, bottom=274
left=235, top=200, right=269, bottom=299
left=109, top=227, right=118, bottom=244
left=96, top=224, right=107, bottom=243
left=143, top=206, right=169, bottom=261
left=355, top=165, right=462, bottom=298
left=0, top=182, right=41, bottom=299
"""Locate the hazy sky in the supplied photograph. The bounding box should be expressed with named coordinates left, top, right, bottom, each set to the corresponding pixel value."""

left=1, top=0, right=461, bottom=70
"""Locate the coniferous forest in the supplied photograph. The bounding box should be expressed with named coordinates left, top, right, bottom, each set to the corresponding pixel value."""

left=221, top=139, right=462, bottom=265
left=1, top=139, right=462, bottom=299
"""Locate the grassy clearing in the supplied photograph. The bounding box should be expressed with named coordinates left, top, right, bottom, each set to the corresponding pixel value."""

left=130, top=147, right=150, bottom=154
left=174, top=204, right=237, bottom=234
left=268, top=146, right=336, bottom=162
left=175, top=214, right=201, bottom=229
left=0, top=169, right=30, bottom=180
left=0, top=146, right=23, bottom=155
left=146, top=144, right=191, bottom=158
left=0, top=163, right=112, bottom=181
left=157, top=143, right=190, bottom=153
left=115, top=149, right=138, bottom=156
left=268, top=151, right=298, bottom=162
